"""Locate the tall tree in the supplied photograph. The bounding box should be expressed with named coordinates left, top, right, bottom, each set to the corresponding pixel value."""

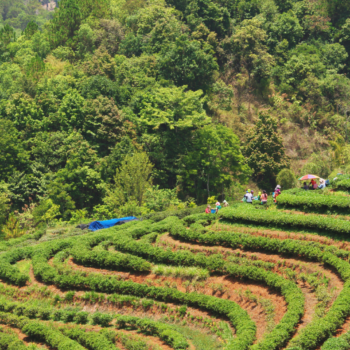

left=49, top=0, right=109, bottom=49
left=242, top=113, right=290, bottom=190
left=158, top=34, right=218, bottom=91
left=0, top=119, right=29, bottom=182
left=137, top=86, right=210, bottom=188
left=104, top=152, right=153, bottom=208
left=49, top=0, right=82, bottom=48
left=227, top=18, right=274, bottom=82
left=180, top=124, right=250, bottom=202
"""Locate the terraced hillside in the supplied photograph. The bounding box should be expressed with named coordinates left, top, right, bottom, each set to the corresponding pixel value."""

left=2, top=192, right=350, bottom=350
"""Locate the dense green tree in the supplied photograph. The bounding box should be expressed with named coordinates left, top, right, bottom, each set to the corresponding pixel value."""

left=185, top=0, right=230, bottom=38
left=143, top=185, right=179, bottom=212
left=115, top=54, right=158, bottom=92
left=104, top=152, right=153, bottom=208
left=276, top=168, right=296, bottom=190
left=138, top=86, right=209, bottom=130
left=324, top=0, right=350, bottom=26
left=44, top=132, right=104, bottom=210
left=83, top=46, right=117, bottom=79
left=0, top=24, right=16, bottom=46
left=270, top=11, right=304, bottom=48
left=0, top=0, right=24, bottom=22
left=339, top=19, right=350, bottom=66
left=164, top=0, right=188, bottom=14
left=0, top=63, right=24, bottom=99
left=47, top=181, right=76, bottom=219
left=83, top=96, right=125, bottom=155
left=136, top=86, right=210, bottom=187
left=58, top=89, right=86, bottom=131
left=49, top=0, right=82, bottom=48
left=234, top=0, right=260, bottom=21
left=29, top=132, right=95, bottom=173
left=321, top=43, right=348, bottom=72
left=180, top=124, right=250, bottom=201
left=49, top=0, right=110, bottom=49
left=100, top=135, right=138, bottom=181
left=119, top=33, right=144, bottom=57
left=274, top=0, right=295, bottom=13
left=80, top=75, right=119, bottom=100
left=6, top=163, right=48, bottom=209
left=0, top=119, right=29, bottom=182
left=95, top=19, right=125, bottom=56
left=158, top=34, right=218, bottom=91
left=1, top=0, right=350, bottom=215
left=31, top=32, right=51, bottom=59
left=0, top=184, right=11, bottom=229
left=0, top=93, right=45, bottom=136
left=76, top=24, right=96, bottom=57
left=23, top=21, right=39, bottom=39
left=32, top=198, right=60, bottom=225
left=225, top=18, right=274, bottom=82
left=53, top=158, right=104, bottom=210
left=242, top=113, right=290, bottom=189
left=0, top=24, right=16, bottom=62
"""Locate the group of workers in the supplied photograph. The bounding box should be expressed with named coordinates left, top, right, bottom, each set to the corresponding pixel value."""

left=205, top=175, right=330, bottom=214
left=205, top=200, right=229, bottom=214
left=302, top=178, right=327, bottom=190
left=243, top=187, right=275, bottom=205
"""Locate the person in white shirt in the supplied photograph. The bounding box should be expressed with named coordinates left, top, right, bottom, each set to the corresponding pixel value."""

left=244, top=191, right=253, bottom=203
left=319, top=178, right=326, bottom=189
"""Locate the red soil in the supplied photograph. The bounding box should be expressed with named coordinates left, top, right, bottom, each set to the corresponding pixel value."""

left=66, top=257, right=285, bottom=341
left=159, top=233, right=343, bottom=338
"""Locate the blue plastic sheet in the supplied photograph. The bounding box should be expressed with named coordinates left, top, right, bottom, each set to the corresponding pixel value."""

left=89, top=217, right=138, bottom=231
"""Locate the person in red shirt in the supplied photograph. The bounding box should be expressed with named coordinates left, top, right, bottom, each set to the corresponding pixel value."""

left=310, top=179, right=317, bottom=190
left=205, top=205, right=211, bottom=214
left=274, top=185, right=281, bottom=202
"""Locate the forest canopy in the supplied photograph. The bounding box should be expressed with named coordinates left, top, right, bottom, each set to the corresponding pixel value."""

left=1, top=0, right=350, bottom=223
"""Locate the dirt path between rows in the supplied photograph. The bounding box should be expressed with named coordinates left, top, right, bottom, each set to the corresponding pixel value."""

left=214, top=223, right=350, bottom=251
left=14, top=265, right=210, bottom=350
left=159, top=233, right=343, bottom=339
left=65, top=257, right=285, bottom=342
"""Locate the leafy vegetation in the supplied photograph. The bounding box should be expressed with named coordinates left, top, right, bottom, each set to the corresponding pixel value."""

left=1, top=182, right=350, bottom=349
left=3, top=1, right=350, bottom=350
left=2, top=0, right=350, bottom=232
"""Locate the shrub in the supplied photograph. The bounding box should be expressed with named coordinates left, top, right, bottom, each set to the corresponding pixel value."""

left=276, top=169, right=296, bottom=190
left=220, top=205, right=350, bottom=235
left=92, top=312, right=113, bottom=327
left=74, top=312, right=89, bottom=325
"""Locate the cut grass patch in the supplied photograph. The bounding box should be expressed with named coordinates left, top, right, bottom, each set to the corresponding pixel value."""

left=152, top=265, right=209, bottom=281
left=171, top=324, right=225, bottom=350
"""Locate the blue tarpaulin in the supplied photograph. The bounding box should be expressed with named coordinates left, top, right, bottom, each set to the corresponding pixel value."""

left=89, top=217, right=138, bottom=232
